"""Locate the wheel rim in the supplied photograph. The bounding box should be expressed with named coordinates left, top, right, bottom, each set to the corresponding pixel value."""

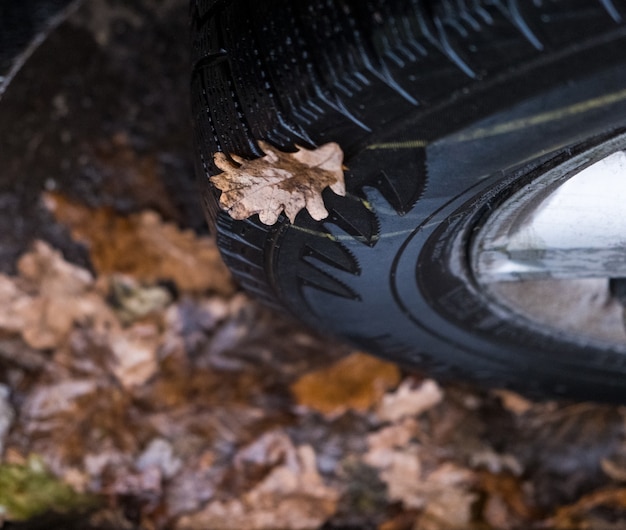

left=472, top=134, right=626, bottom=345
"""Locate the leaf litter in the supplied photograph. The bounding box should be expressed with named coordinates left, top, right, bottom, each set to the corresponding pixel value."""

left=1, top=196, right=626, bottom=529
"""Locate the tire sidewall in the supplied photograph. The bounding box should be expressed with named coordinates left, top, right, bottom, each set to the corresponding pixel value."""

left=271, top=36, right=626, bottom=400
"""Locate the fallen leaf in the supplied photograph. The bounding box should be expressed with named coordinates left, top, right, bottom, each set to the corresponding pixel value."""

left=376, top=379, right=443, bottom=423
left=84, top=450, right=131, bottom=480
left=22, top=380, right=99, bottom=424
left=510, top=403, right=622, bottom=509
left=377, top=511, right=420, bottom=530
left=416, top=464, right=477, bottom=529
left=366, top=418, right=420, bottom=453
left=234, top=430, right=294, bottom=471
left=479, top=472, right=538, bottom=528
left=364, top=444, right=423, bottom=508
left=493, top=389, right=534, bottom=415
left=364, top=438, right=476, bottom=524
left=333, top=459, right=389, bottom=529
left=0, top=241, right=114, bottom=350
left=0, top=337, right=49, bottom=371
left=601, top=454, right=626, bottom=482
left=165, top=461, right=221, bottom=518
left=136, top=438, right=182, bottom=480
left=224, top=430, right=297, bottom=495
left=290, top=352, right=401, bottom=417
left=44, top=193, right=234, bottom=294
left=211, top=141, right=345, bottom=225
left=22, top=379, right=142, bottom=480
left=545, top=488, right=626, bottom=529
left=0, top=276, right=30, bottom=333
left=103, top=465, right=163, bottom=500
left=469, top=450, right=523, bottom=476
left=109, top=322, right=160, bottom=389
left=364, top=416, right=477, bottom=529
left=482, top=494, right=517, bottom=530
left=177, top=438, right=339, bottom=530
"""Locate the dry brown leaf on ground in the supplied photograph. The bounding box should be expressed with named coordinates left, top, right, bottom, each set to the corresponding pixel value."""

left=44, top=193, right=234, bottom=294
left=0, top=241, right=116, bottom=350
left=544, top=488, right=626, bottom=529
left=366, top=418, right=420, bottom=453
left=211, top=141, right=345, bottom=225
left=601, top=453, right=626, bottom=482
left=0, top=275, right=30, bottom=333
left=376, top=379, right=443, bottom=423
left=290, top=352, right=401, bottom=417
left=492, top=389, right=534, bottom=416
left=176, top=435, right=339, bottom=530
left=366, top=445, right=477, bottom=530
left=468, top=449, right=523, bottom=476
left=98, top=438, right=182, bottom=501
left=233, top=430, right=294, bottom=474
left=377, top=511, right=422, bottom=530
left=364, top=418, right=477, bottom=529
left=416, top=464, right=478, bottom=530
left=21, top=379, right=100, bottom=431
left=108, top=322, right=161, bottom=389
left=364, top=444, right=423, bottom=508
left=479, top=472, right=537, bottom=529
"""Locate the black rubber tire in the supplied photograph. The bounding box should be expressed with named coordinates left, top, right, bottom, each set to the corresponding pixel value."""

left=191, top=0, right=626, bottom=402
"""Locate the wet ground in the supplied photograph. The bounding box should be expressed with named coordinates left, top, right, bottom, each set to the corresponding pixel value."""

left=3, top=1, right=626, bottom=529
left=0, top=0, right=204, bottom=274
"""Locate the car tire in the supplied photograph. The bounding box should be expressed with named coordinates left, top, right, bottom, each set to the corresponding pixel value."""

left=191, top=0, right=626, bottom=402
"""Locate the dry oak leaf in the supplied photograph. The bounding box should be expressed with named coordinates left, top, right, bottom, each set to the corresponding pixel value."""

left=365, top=442, right=477, bottom=528
left=290, top=352, right=401, bottom=417
left=0, top=241, right=117, bottom=350
left=211, top=141, right=346, bottom=225
left=544, top=488, right=626, bottom=529
left=376, top=379, right=443, bottom=423
left=44, top=192, right=234, bottom=294
left=177, top=442, right=339, bottom=530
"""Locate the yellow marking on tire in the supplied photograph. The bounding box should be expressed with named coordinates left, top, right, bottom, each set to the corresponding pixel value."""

left=366, top=139, right=429, bottom=150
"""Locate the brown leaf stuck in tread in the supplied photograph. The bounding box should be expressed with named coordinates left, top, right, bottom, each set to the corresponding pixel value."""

left=211, top=141, right=346, bottom=225
left=290, top=352, right=401, bottom=417
left=44, top=192, right=234, bottom=294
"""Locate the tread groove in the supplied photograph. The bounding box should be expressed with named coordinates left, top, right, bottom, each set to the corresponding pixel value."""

left=599, top=0, right=623, bottom=22
left=506, top=0, right=544, bottom=51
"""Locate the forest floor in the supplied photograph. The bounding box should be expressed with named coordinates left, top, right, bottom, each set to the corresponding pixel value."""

left=1, top=1, right=626, bottom=529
